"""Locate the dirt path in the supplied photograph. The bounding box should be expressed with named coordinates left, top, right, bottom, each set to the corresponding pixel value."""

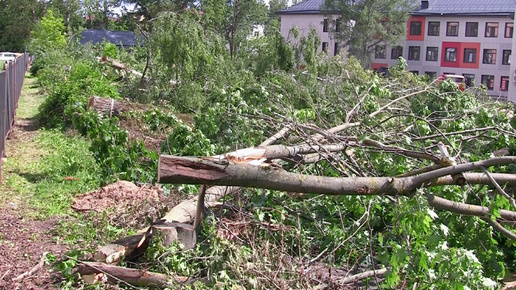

left=0, top=75, right=67, bottom=289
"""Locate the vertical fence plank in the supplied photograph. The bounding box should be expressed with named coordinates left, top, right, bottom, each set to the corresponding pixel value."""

left=0, top=70, right=6, bottom=182
left=0, top=53, right=28, bottom=182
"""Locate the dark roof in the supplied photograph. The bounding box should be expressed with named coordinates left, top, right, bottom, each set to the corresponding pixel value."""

left=413, top=0, right=515, bottom=16
left=278, top=0, right=515, bottom=17
left=277, top=0, right=326, bottom=14
left=80, top=29, right=138, bottom=47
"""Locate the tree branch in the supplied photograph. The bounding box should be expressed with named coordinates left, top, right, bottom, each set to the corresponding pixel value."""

left=481, top=166, right=516, bottom=210
left=338, top=268, right=388, bottom=284
left=158, top=156, right=516, bottom=197
left=481, top=217, right=516, bottom=241
left=426, top=194, right=516, bottom=221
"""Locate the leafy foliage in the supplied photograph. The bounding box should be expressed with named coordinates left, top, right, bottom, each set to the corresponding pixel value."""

left=28, top=4, right=516, bottom=289
left=324, top=0, right=418, bottom=66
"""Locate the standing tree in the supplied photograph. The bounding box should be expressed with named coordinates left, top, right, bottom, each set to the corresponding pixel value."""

left=324, top=0, right=418, bottom=66
left=47, top=0, right=83, bottom=34
left=126, top=0, right=196, bottom=20
left=200, top=0, right=268, bottom=59
left=29, top=9, right=67, bottom=55
left=0, top=0, right=43, bottom=51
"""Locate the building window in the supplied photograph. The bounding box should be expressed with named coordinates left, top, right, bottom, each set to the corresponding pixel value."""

left=391, top=46, right=403, bottom=59
left=428, top=21, right=440, bottom=36
left=501, top=76, right=509, bottom=91
left=483, top=49, right=496, bottom=64
left=481, top=75, right=495, bottom=90
left=408, top=46, right=420, bottom=60
left=323, top=19, right=329, bottom=32
left=334, top=43, right=340, bottom=56
left=410, top=21, right=422, bottom=35
left=426, top=47, right=438, bottom=61
left=425, top=71, right=437, bottom=79
left=465, top=22, right=478, bottom=37
left=322, top=42, right=328, bottom=53
left=505, top=22, right=513, bottom=38
left=335, top=18, right=341, bottom=32
left=503, top=50, right=511, bottom=65
left=410, top=70, right=419, bottom=75
left=375, top=45, right=386, bottom=59
left=446, top=22, right=459, bottom=36
left=485, top=22, right=499, bottom=37
left=463, top=74, right=475, bottom=87
left=444, top=47, right=457, bottom=62
left=463, top=48, right=477, bottom=63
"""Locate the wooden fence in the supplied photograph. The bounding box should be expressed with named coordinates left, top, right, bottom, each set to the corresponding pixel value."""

left=0, top=53, right=29, bottom=182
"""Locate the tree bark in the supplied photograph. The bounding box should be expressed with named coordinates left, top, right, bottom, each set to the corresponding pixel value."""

left=87, top=96, right=148, bottom=117
left=338, top=268, right=387, bottom=284
left=157, top=155, right=516, bottom=197
left=78, top=261, right=190, bottom=288
left=100, top=56, right=146, bottom=80
left=87, top=96, right=125, bottom=117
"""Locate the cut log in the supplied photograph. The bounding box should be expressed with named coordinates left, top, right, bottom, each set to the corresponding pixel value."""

left=87, top=96, right=148, bottom=117
left=87, top=96, right=126, bottom=117
left=94, top=232, right=151, bottom=263
left=78, top=261, right=190, bottom=288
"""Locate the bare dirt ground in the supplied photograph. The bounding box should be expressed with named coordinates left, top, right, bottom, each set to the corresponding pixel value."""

left=0, top=119, right=67, bottom=289
left=72, top=180, right=182, bottom=230
left=0, top=211, right=66, bottom=289
left=0, top=119, right=183, bottom=289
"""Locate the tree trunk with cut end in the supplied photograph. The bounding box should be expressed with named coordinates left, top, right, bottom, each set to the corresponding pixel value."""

left=87, top=96, right=148, bottom=118
left=87, top=96, right=125, bottom=117
left=78, top=261, right=190, bottom=288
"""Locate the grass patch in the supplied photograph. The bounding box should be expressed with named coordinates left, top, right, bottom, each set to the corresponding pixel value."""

left=29, top=129, right=101, bottom=217
left=15, top=73, right=45, bottom=119
left=0, top=71, right=135, bottom=252
left=1, top=127, right=131, bottom=246
left=2, top=129, right=100, bottom=217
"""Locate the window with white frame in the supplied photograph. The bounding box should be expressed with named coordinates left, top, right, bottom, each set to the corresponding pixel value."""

left=483, top=49, right=496, bottom=64
left=445, top=47, right=457, bottom=62
left=446, top=22, right=459, bottom=36
left=463, top=48, right=476, bottom=63
left=408, top=46, right=420, bottom=60
left=485, top=22, right=499, bottom=37
left=426, top=47, right=438, bottom=61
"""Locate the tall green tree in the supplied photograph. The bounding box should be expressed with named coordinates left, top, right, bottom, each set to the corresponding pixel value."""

left=264, top=0, right=288, bottom=34
left=200, top=0, right=268, bottom=59
left=126, top=0, right=196, bottom=20
left=48, top=0, right=84, bottom=34
left=30, top=9, right=67, bottom=55
left=0, top=0, right=43, bottom=51
left=325, top=0, right=418, bottom=66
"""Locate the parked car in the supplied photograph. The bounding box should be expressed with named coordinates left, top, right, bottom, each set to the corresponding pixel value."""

left=0, top=52, right=17, bottom=62
left=437, top=74, right=466, bottom=91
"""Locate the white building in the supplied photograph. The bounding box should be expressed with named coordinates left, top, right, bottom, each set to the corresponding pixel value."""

left=278, top=0, right=516, bottom=101
left=278, top=0, right=340, bottom=56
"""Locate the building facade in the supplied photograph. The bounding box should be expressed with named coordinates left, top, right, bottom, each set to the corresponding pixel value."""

left=278, top=0, right=340, bottom=56
left=278, top=0, right=516, bottom=101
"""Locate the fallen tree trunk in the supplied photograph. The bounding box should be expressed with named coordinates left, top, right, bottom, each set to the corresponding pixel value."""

left=157, top=155, right=516, bottom=196
left=78, top=261, right=190, bottom=288
left=95, top=128, right=292, bottom=263
left=99, top=56, right=147, bottom=81
left=156, top=155, right=516, bottom=240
